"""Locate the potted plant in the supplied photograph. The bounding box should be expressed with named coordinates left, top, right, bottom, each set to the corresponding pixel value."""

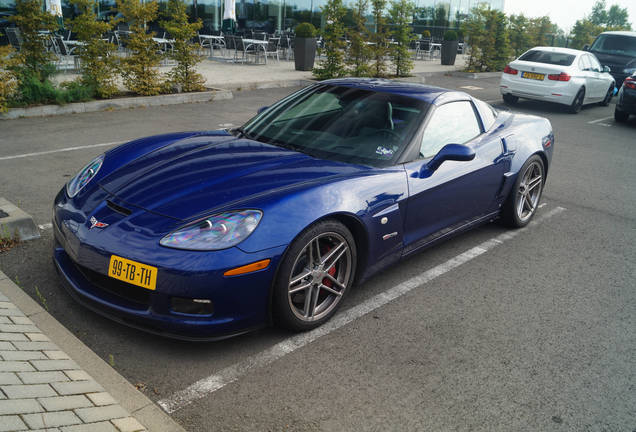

left=294, top=22, right=317, bottom=71
left=441, top=30, right=458, bottom=65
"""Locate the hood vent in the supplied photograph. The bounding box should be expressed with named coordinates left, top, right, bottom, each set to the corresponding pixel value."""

left=106, top=200, right=132, bottom=216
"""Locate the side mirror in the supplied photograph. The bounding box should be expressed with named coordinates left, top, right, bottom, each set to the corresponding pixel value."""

left=582, top=44, right=589, bottom=51
left=420, top=144, right=475, bottom=177
left=602, top=65, right=611, bottom=73
left=257, top=106, right=269, bottom=114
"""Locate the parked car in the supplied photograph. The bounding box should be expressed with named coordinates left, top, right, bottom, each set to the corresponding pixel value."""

left=585, top=31, right=636, bottom=88
left=53, top=79, right=554, bottom=340
left=614, top=72, right=636, bottom=122
left=500, top=46, right=615, bottom=113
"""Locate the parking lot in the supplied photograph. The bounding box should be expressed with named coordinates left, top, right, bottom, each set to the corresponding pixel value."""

left=1, top=75, right=635, bottom=431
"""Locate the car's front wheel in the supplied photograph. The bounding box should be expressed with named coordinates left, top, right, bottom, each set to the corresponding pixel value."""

left=501, top=155, right=545, bottom=228
left=273, top=220, right=357, bottom=331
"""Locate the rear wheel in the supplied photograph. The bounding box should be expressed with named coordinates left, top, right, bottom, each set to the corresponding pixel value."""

left=503, top=94, right=518, bottom=105
left=501, top=155, right=545, bottom=228
left=600, top=85, right=613, bottom=106
left=614, top=107, right=629, bottom=123
left=569, top=88, right=585, bottom=113
left=273, top=220, right=357, bottom=331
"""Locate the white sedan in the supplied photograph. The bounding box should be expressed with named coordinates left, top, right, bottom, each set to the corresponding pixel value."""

left=500, top=47, right=616, bottom=113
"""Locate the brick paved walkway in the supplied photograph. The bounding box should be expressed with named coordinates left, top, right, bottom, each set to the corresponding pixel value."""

left=0, top=292, right=146, bottom=432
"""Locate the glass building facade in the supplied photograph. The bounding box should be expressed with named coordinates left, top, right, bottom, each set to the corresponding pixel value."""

left=1, top=0, right=504, bottom=44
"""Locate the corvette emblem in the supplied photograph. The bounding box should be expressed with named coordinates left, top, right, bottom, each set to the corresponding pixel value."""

left=89, top=216, right=108, bottom=229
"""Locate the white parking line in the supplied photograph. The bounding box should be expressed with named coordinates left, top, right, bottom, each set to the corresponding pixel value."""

left=38, top=223, right=53, bottom=231
left=157, top=206, right=566, bottom=414
left=587, top=116, right=613, bottom=125
left=484, top=99, right=501, bottom=104
left=0, top=141, right=124, bottom=161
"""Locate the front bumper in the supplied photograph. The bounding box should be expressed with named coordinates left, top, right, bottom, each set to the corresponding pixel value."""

left=52, top=195, right=286, bottom=340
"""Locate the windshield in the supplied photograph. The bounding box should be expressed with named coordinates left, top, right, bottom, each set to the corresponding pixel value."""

left=590, top=34, right=636, bottom=57
left=240, top=84, right=429, bottom=167
left=519, top=50, right=575, bottom=66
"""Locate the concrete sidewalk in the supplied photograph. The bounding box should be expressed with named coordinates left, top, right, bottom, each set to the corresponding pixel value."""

left=0, top=271, right=185, bottom=432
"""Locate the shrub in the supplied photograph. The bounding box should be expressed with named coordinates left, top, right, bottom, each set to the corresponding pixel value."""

left=0, top=46, right=18, bottom=112
left=313, top=0, right=347, bottom=80
left=295, top=22, right=317, bottom=38
left=160, top=0, right=205, bottom=92
left=443, top=30, right=458, bottom=41
left=389, top=0, right=416, bottom=77
left=462, top=6, right=511, bottom=72
left=422, top=30, right=431, bottom=38
left=117, top=0, right=163, bottom=95
left=70, top=0, right=119, bottom=98
left=370, top=0, right=390, bottom=77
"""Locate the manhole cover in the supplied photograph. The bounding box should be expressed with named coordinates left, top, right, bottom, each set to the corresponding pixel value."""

left=0, top=210, right=9, bottom=218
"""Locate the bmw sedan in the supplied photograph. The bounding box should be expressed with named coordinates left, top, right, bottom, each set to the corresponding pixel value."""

left=500, top=47, right=615, bottom=113
left=53, top=79, right=554, bottom=340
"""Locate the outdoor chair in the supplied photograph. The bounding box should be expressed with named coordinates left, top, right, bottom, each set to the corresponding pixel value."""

left=5, top=27, right=23, bottom=52
left=234, top=37, right=263, bottom=64
left=254, top=32, right=267, bottom=41
left=264, top=38, right=279, bottom=62
left=279, top=36, right=293, bottom=60
left=53, top=35, right=79, bottom=72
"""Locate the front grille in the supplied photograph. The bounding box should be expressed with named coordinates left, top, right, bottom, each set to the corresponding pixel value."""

left=74, top=263, right=151, bottom=308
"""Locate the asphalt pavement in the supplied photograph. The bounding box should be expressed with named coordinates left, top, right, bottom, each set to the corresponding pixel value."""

left=1, top=77, right=635, bottom=431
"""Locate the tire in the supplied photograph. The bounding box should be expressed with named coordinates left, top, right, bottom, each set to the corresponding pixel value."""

left=614, top=107, right=629, bottom=123
left=569, top=88, right=585, bottom=113
left=503, top=94, right=518, bottom=105
left=600, top=85, right=613, bottom=106
left=272, top=219, right=357, bottom=331
left=501, top=155, right=545, bottom=228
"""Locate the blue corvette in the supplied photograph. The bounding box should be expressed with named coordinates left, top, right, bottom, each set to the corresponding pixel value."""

left=53, top=79, right=554, bottom=340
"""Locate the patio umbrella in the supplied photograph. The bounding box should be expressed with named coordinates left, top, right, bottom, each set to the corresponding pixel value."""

left=47, top=0, right=64, bottom=30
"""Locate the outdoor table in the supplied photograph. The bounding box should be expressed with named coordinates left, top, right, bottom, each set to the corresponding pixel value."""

left=242, top=38, right=268, bottom=64
left=199, top=34, right=226, bottom=58
left=153, top=37, right=175, bottom=53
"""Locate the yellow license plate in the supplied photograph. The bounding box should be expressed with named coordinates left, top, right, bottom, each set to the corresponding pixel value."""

left=522, top=72, right=545, bottom=80
left=108, top=255, right=157, bottom=290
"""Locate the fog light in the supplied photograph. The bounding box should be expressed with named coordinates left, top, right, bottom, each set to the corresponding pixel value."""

left=171, top=297, right=214, bottom=315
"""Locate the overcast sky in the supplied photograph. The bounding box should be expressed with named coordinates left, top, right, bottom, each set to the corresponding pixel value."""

left=504, top=0, right=636, bottom=33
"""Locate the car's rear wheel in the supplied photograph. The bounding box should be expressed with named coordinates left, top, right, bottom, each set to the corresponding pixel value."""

left=600, top=85, right=614, bottom=106
left=501, top=155, right=545, bottom=228
left=614, top=107, right=629, bottom=122
left=273, top=220, right=356, bottom=331
left=503, top=94, right=518, bottom=105
left=569, top=88, right=585, bottom=113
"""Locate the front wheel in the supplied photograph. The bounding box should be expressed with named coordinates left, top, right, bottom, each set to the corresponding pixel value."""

left=501, top=155, right=545, bottom=228
left=503, top=94, right=518, bottom=105
left=273, top=220, right=357, bottom=331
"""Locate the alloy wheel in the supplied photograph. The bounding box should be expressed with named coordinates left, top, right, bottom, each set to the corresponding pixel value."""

left=515, top=161, right=543, bottom=223
left=287, top=232, right=352, bottom=322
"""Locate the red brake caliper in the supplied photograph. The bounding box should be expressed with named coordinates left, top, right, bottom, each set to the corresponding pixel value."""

left=321, top=245, right=337, bottom=288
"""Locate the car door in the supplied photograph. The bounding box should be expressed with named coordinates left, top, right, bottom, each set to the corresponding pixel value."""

left=577, top=55, right=595, bottom=101
left=402, top=100, right=505, bottom=254
left=588, top=54, right=611, bottom=98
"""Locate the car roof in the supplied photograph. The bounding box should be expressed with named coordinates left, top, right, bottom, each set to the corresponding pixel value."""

left=525, top=46, right=585, bottom=56
left=320, top=78, right=469, bottom=105
left=597, top=31, right=636, bottom=37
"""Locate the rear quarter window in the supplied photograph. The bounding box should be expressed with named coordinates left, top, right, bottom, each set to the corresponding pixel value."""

left=519, top=50, right=576, bottom=66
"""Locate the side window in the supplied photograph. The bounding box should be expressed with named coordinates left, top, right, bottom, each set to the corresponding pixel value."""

left=420, top=101, right=481, bottom=159
left=579, top=55, right=591, bottom=71
left=588, top=55, right=601, bottom=72
left=473, top=98, right=497, bottom=131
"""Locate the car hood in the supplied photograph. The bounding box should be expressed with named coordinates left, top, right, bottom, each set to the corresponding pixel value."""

left=98, top=133, right=370, bottom=220
left=592, top=51, right=636, bottom=71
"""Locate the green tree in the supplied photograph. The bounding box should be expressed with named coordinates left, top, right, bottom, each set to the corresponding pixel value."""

left=346, top=0, right=372, bottom=77
left=570, top=18, right=602, bottom=49
left=313, top=0, right=347, bottom=80
left=433, top=4, right=448, bottom=29
left=528, top=16, right=557, bottom=47
left=606, top=4, right=631, bottom=29
left=0, top=46, right=18, bottom=112
left=160, top=0, right=205, bottom=92
left=590, top=0, right=608, bottom=26
left=117, top=0, right=163, bottom=95
left=369, top=0, right=390, bottom=77
left=462, top=6, right=511, bottom=72
left=9, top=0, right=57, bottom=81
left=508, top=14, right=531, bottom=56
left=70, top=0, right=119, bottom=98
left=389, top=0, right=415, bottom=77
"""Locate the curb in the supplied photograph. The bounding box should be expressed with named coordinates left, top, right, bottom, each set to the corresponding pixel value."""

left=0, top=197, right=40, bottom=242
left=220, top=79, right=314, bottom=92
left=0, top=270, right=186, bottom=432
left=0, top=88, right=233, bottom=120
left=447, top=71, right=502, bottom=79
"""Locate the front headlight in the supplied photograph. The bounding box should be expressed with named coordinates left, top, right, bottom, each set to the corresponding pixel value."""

left=160, top=210, right=263, bottom=251
left=66, top=154, right=104, bottom=198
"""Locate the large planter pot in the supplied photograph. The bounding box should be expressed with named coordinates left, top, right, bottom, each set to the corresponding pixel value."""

left=294, top=37, right=317, bottom=71
left=441, top=40, right=458, bottom=65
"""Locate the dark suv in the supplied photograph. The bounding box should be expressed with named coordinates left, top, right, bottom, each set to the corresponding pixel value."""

left=585, top=31, right=636, bottom=88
